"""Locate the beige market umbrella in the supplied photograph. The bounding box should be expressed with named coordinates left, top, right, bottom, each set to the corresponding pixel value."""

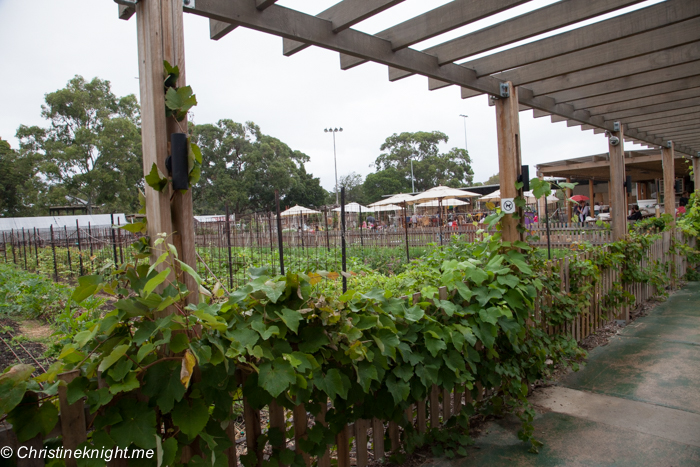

left=331, top=202, right=372, bottom=213
left=408, top=186, right=481, bottom=203
left=279, top=205, right=321, bottom=216
left=416, top=199, right=469, bottom=208
left=370, top=193, right=416, bottom=206
left=371, top=204, right=402, bottom=212
left=408, top=187, right=479, bottom=244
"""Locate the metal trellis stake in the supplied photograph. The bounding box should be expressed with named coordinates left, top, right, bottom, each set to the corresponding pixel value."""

left=76, top=220, right=84, bottom=276
left=226, top=203, right=233, bottom=291
left=64, top=226, right=73, bottom=277
left=275, top=191, right=285, bottom=275
left=341, top=187, right=347, bottom=294
left=22, top=228, right=28, bottom=271
left=50, top=225, right=58, bottom=282
left=110, top=214, right=118, bottom=268
left=33, top=227, right=39, bottom=271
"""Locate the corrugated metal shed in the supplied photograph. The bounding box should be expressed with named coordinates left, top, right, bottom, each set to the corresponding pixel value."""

left=0, top=214, right=128, bottom=232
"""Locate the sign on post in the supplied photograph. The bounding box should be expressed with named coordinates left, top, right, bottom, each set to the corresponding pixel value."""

left=501, top=198, right=516, bottom=214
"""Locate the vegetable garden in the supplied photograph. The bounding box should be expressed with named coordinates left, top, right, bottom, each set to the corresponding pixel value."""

left=1, top=193, right=698, bottom=466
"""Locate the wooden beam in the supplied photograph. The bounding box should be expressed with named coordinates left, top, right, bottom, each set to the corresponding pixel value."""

left=537, top=152, right=687, bottom=175
left=119, top=3, right=136, bottom=20
left=191, top=0, right=501, bottom=95
left=609, top=127, right=627, bottom=241
left=662, top=142, right=676, bottom=220
left=137, top=0, right=197, bottom=303
left=341, top=0, right=530, bottom=70
left=256, top=0, right=278, bottom=11
left=526, top=42, right=700, bottom=96
left=484, top=17, right=700, bottom=87
left=587, top=87, right=700, bottom=116
left=424, top=0, right=644, bottom=66
left=461, top=0, right=700, bottom=77
left=494, top=82, right=522, bottom=243
left=189, top=0, right=696, bottom=155
left=659, top=129, right=699, bottom=138
left=620, top=107, right=700, bottom=125
left=567, top=76, right=700, bottom=110
left=210, top=19, right=238, bottom=40
left=694, top=157, right=700, bottom=191
left=283, top=0, right=405, bottom=56
left=606, top=96, right=700, bottom=120
left=546, top=61, right=700, bottom=103
left=636, top=114, right=700, bottom=130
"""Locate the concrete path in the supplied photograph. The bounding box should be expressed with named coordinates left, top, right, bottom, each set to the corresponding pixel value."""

left=425, top=282, right=700, bottom=467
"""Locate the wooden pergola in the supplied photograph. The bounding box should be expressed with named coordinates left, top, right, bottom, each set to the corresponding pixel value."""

left=114, top=0, right=700, bottom=277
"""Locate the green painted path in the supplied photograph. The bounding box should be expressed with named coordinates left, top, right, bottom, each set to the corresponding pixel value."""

left=425, top=282, right=700, bottom=467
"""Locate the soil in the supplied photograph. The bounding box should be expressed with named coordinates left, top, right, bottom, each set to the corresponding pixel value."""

left=0, top=317, right=54, bottom=374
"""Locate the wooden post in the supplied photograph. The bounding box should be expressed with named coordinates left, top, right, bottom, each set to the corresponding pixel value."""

left=565, top=177, right=573, bottom=223
left=662, top=142, right=676, bottom=221
left=589, top=180, right=595, bottom=218
left=537, top=171, right=546, bottom=224
left=135, top=0, right=197, bottom=303
left=609, top=124, right=627, bottom=241
left=693, top=156, right=700, bottom=193
left=57, top=370, right=87, bottom=467
left=494, top=82, right=522, bottom=243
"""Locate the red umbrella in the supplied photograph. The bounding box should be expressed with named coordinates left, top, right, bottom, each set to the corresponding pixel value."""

left=570, top=195, right=589, bottom=202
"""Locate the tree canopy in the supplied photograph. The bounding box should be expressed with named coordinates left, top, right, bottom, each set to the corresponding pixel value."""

left=190, top=120, right=327, bottom=214
left=374, top=131, right=474, bottom=193
left=0, top=139, right=45, bottom=217
left=483, top=173, right=500, bottom=185
left=16, top=76, right=143, bottom=214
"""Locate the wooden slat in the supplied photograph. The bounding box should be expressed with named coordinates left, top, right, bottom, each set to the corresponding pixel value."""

left=372, top=418, right=385, bottom=461
left=337, top=424, right=351, bottom=467
left=388, top=421, right=400, bottom=452
left=293, top=404, right=311, bottom=466
left=355, top=419, right=369, bottom=467
left=417, top=399, right=427, bottom=433
left=57, top=370, right=87, bottom=467
left=318, top=402, right=331, bottom=467
left=430, top=385, right=440, bottom=427
left=269, top=399, right=286, bottom=465
left=442, top=388, right=451, bottom=420
left=453, top=385, right=463, bottom=415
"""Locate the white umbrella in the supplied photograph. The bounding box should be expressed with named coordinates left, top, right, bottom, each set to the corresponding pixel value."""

left=408, top=186, right=481, bottom=203
left=479, top=189, right=501, bottom=201
left=370, top=193, right=416, bottom=206
left=416, top=199, right=468, bottom=208
left=332, top=202, right=372, bottom=213
left=371, top=204, right=402, bottom=212
left=279, top=205, right=321, bottom=217
left=524, top=190, right=559, bottom=203
left=480, top=189, right=558, bottom=203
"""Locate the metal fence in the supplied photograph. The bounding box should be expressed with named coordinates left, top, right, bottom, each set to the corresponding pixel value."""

left=0, top=198, right=612, bottom=291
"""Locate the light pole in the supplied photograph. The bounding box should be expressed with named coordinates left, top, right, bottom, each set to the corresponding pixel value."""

left=459, top=114, right=469, bottom=152
left=324, top=127, right=343, bottom=205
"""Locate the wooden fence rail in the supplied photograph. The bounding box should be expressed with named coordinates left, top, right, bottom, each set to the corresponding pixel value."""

left=1, top=230, right=694, bottom=466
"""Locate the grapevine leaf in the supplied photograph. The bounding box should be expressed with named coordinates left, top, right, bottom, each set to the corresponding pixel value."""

left=276, top=308, right=302, bottom=334
left=145, top=163, right=168, bottom=192
left=258, top=358, right=296, bottom=397
left=98, top=344, right=130, bottom=372
left=172, top=398, right=209, bottom=439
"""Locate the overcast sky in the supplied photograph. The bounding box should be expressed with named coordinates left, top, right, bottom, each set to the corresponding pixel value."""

left=0, top=0, right=655, bottom=192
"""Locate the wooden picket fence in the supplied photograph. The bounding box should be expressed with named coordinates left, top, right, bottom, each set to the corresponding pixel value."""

left=1, top=230, right=694, bottom=466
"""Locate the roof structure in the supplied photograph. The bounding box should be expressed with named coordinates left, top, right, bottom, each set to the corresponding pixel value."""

left=0, top=214, right=128, bottom=232
left=118, top=0, right=700, bottom=157
left=537, top=148, right=693, bottom=182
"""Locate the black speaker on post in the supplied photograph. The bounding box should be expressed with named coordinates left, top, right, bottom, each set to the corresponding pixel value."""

left=519, top=165, right=530, bottom=192
left=625, top=175, right=632, bottom=194
left=170, top=133, right=189, bottom=191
